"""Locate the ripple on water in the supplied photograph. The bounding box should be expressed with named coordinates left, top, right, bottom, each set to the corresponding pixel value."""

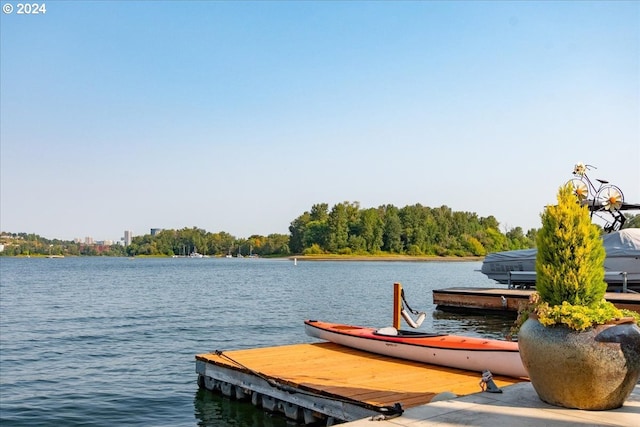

left=1, top=257, right=509, bottom=426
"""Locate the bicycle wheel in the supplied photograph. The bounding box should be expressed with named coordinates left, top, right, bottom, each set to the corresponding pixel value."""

left=567, top=178, right=589, bottom=201
left=595, top=185, right=624, bottom=211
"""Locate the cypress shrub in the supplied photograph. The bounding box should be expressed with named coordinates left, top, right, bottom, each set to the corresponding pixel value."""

left=535, top=183, right=607, bottom=307
left=511, top=182, right=639, bottom=334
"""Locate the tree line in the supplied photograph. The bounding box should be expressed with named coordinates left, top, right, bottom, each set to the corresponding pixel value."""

left=2, top=203, right=638, bottom=258
left=126, top=228, right=290, bottom=257
left=0, top=233, right=128, bottom=257
left=289, top=202, right=537, bottom=256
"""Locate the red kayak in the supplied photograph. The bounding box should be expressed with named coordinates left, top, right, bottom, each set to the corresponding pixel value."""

left=305, top=319, right=527, bottom=378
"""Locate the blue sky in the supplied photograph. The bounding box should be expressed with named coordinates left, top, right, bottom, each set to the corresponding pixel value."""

left=1, top=1, right=638, bottom=242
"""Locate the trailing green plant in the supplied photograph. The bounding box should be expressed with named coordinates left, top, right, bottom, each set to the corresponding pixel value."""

left=513, top=183, right=639, bottom=333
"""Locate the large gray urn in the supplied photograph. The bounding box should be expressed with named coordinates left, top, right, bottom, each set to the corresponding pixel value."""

left=518, top=317, right=640, bottom=410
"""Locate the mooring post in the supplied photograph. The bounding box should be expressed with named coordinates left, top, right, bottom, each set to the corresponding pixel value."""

left=393, top=282, right=402, bottom=329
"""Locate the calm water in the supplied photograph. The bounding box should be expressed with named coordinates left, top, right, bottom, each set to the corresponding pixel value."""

left=0, top=257, right=513, bottom=426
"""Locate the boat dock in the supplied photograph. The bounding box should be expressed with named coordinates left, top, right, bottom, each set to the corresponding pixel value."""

left=433, top=287, right=640, bottom=314
left=196, top=341, right=639, bottom=426
left=196, top=342, right=525, bottom=425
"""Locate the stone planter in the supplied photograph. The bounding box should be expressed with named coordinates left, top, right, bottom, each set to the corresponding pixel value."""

left=518, top=317, right=640, bottom=410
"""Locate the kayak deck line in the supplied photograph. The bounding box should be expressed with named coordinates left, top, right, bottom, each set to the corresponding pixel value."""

left=305, top=320, right=519, bottom=352
left=195, top=342, right=524, bottom=425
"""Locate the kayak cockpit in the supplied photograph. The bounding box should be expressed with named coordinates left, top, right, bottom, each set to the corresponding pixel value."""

left=374, top=326, right=444, bottom=338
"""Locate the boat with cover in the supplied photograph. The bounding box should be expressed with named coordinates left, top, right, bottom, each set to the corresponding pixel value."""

left=304, top=319, right=527, bottom=378
left=480, top=228, right=640, bottom=291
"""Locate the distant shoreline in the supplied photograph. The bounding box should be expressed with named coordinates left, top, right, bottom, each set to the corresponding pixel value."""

left=287, top=255, right=483, bottom=262
left=4, top=254, right=485, bottom=262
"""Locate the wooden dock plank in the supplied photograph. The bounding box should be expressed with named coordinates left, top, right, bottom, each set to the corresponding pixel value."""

left=196, top=342, right=524, bottom=410
left=433, top=287, right=640, bottom=313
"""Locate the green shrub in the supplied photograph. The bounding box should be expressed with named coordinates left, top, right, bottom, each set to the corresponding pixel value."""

left=536, top=184, right=607, bottom=307
left=302, top=243, right=324, bottom=255
left=407, top=244, right=423, bottom=256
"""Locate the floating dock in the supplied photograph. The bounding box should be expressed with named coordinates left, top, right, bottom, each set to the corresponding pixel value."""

left=195, top=342, right=524, bottom=425
left=433, top=287, right=640, bottom=314
left=342, top=381, right=640, bottom=426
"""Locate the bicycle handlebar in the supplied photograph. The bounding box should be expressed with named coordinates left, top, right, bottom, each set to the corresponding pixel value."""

left=573, top=163, right=597, bottom=175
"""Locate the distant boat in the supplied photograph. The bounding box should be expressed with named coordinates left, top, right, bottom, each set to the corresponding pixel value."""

left=47, top=246, right=64, bottom=258
left=189, top=246, right=204, bottom=258
left=248, top=245, right=258, bottom=258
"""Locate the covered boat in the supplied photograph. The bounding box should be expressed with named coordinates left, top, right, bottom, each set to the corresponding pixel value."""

left=480, top=228, right=640, bottom=291
left=304, top=319, right=528, bottom=378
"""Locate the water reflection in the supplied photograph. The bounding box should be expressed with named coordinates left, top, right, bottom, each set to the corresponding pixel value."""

left=432, top=310, right=517, bottom=340
left=193, top=389, right=292, bottom=427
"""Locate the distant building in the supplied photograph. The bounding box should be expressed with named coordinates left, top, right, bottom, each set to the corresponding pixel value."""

left=124, top=230, right=133, bottom=246
left=84, top=237, right=94, bottom=245
left=150, top=228, right=162, bottom=236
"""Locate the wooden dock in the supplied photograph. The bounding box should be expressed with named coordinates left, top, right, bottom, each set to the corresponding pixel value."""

left=433, top=287, right=640, bottom=314
left=196, top=342, right=525, bottom=425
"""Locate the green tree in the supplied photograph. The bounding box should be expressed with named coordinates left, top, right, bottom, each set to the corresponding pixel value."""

left=262, top=233, right=290, bottom=255
left=477, top=227, right=509, bottom=253
left=526, top=228, right=538, bottom=247
left=505, top=226, right=532, bottom=250
left=209, top=231, right=236, bottom=255
left=347, top=234, right=366, bottom=254
left=381, top=205, right=403, bottom=253
left=289, top=211, right=311, bottom=254
left=304, top=220, right=328, bottom=250
left=624, top=214, right=640, bottom=229
left=463, top=235, right=486, bottom=256
left=536, top=184, right=606, bottom=307
left=480, top=215, right=501, bottom=230
left=431, top=205, right=453, bottom=246
left=326, top=202, right=350, bottom=252
left=399, top=204, right=428, bottom=252
left=310, top=203, right=329, bottom=222
left=360, top=208, right=384, bottom=253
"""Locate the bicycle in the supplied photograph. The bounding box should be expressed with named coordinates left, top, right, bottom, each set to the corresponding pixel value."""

left=566, top=163, right=625, bottom=232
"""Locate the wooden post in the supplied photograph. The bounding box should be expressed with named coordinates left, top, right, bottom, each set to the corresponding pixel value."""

left=393, top=282, right=402, bottom=330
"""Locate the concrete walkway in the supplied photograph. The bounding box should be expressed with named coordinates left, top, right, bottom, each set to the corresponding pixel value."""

left=343, top=382, right=640, bottom=426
